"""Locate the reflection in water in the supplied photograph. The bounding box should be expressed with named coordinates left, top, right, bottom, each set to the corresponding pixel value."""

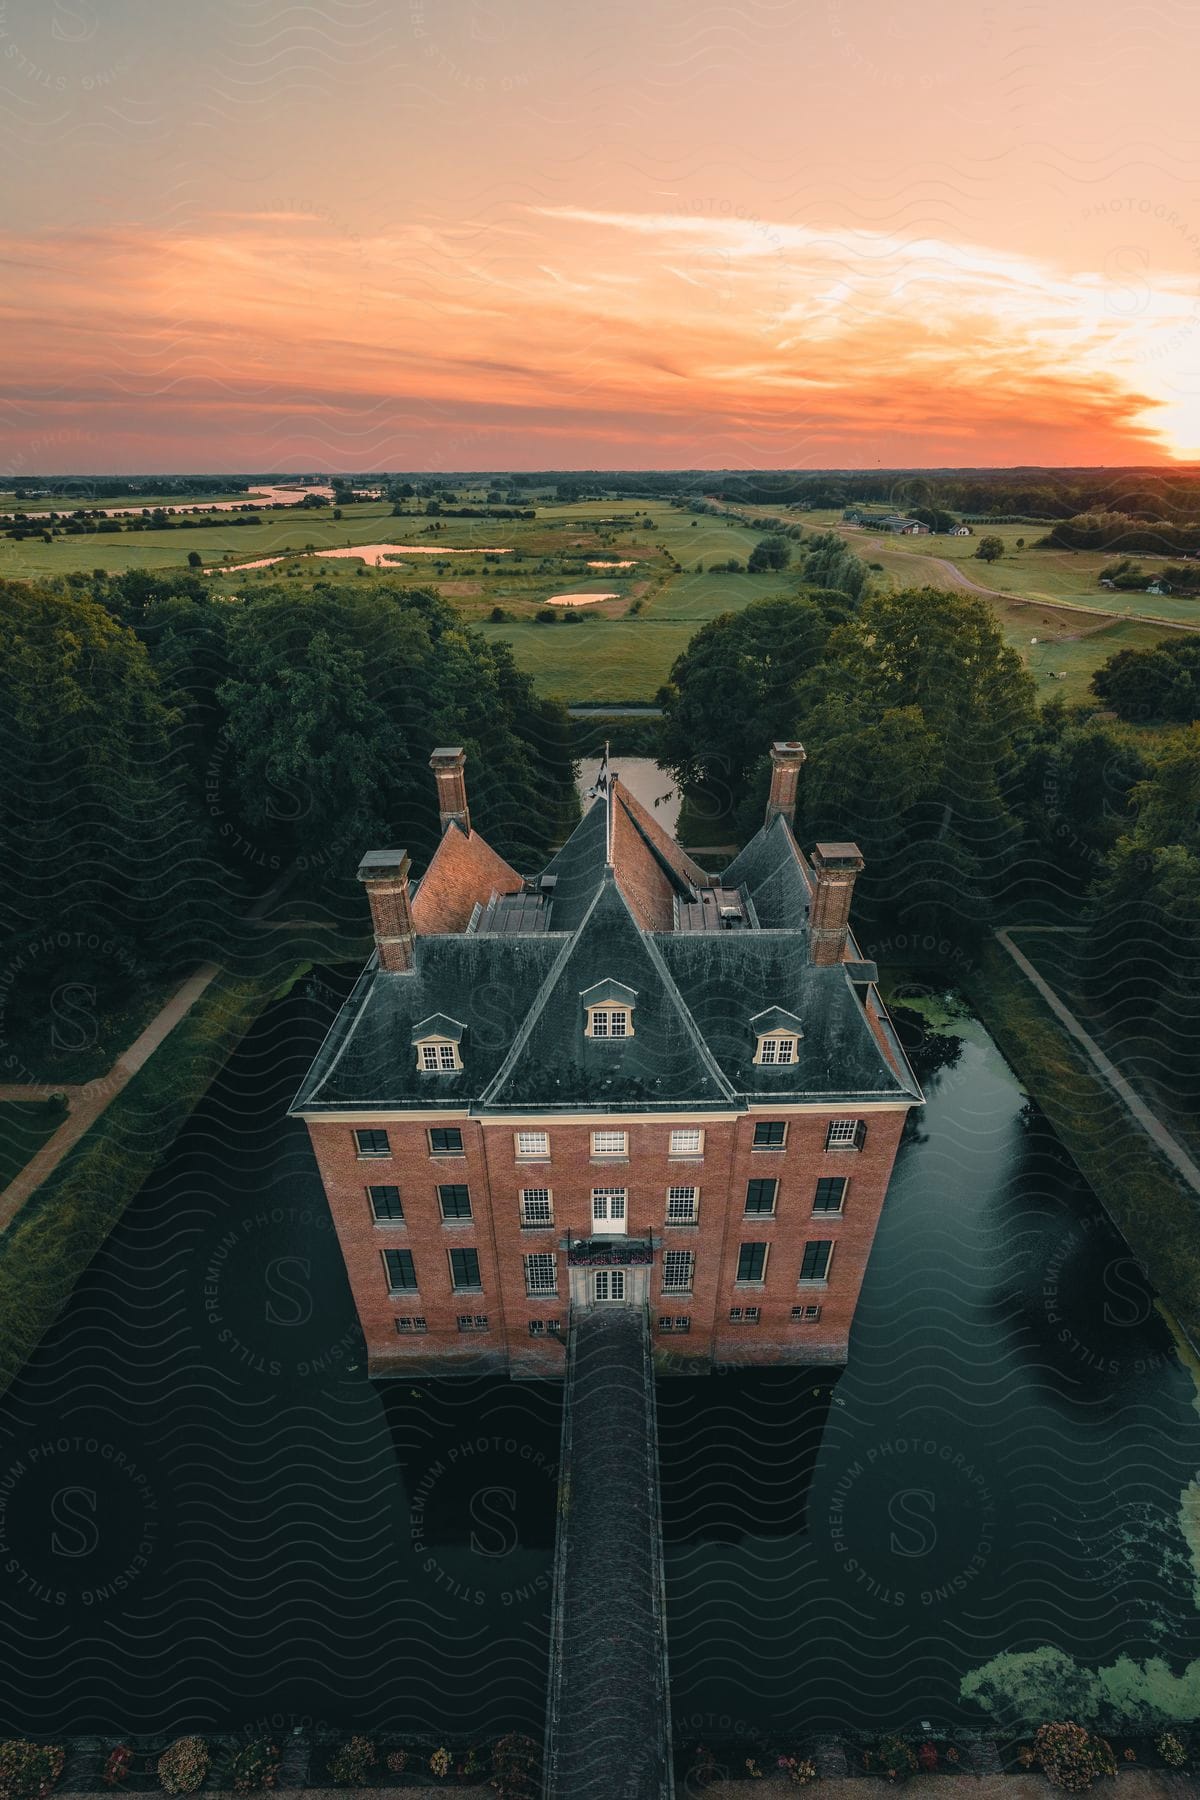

left=663, top=1018, right=1200, bottom=1734
left=0, top=977, right=1196, bottom=1739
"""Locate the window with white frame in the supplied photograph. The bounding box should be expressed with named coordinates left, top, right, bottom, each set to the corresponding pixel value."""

left=757, top=1033, right=797, bottom=1066
left=520, top=1188, right=554, bottom=1226
left=515, top=1130, right=550, bottom=1159
left=589, top=1008, right=629, bottom=1038
left=592, top=1188, right=626, bottom=1226
left=662, top=1249, right=694, bottom=1293
left=591, top=1129, right=628, bottom=1158
left=524, top=1252, right=558, bottom=1295
left=666, top=1185, right=698, bottom=1223
left=825, top=1118, right=867, bottom=1150
left=658, top=1315, right=691, bottom=1333
left=729, top=1306, right=761, bottom=1323
left=669, top=1128, right=703, bottom=1156
left=417, top=1038, right=461, bottom=1073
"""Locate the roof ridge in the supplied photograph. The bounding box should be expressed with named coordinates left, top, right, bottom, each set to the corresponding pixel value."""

left=614, top=783, right=709, bottom=890
left=478, top=872, right=737, bottom=1108
left=477, top=877, right=612, bottom=1104
left=636, top=912, right=739, bottom=1102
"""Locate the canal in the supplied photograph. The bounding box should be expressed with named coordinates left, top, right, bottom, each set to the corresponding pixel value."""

left=0, top=976, right=1196, bottom=1740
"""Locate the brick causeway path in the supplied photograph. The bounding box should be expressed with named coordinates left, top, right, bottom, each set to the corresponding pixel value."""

left=0, top=879, right=302, bottom=1229
left=545, top=1305, right=674, bottom=1800
left=0, top=962, right=222, bottom=1231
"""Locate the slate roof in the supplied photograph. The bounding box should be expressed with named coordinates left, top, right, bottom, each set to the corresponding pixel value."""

left=291, top=781, right=921, bottom=1116
left=482, top=876, right=735, bottom=1111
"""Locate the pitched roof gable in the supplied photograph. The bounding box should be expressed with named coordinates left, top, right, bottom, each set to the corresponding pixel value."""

left=614, top=781, right=709, bottom=893
left=480, top=874, right=735, bottom=1110
left=607, top=789, right=677, bottom=930
left=411, top=821, right=522, bottom=935
left=538, top=797, right=609, bottom=931
left=657, top=933, right=919, bottom=1102
left=721, top=815, right=812, bottom=929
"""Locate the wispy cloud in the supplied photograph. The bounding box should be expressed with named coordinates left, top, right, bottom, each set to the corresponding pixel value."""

left=0, top=203, right=1195, bottom=468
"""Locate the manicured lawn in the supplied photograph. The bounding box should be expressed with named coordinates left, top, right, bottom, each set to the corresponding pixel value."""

left=0, top=1101, right=63, bottom=1189
left=958, top=940, right=1200, bottom=1345
left=1009, top=928, right=1200, bottom=1167
left=0, top=967, right=283, bottom=1398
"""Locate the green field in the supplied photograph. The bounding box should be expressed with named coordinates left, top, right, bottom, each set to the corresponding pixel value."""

left=803, top=507, right=1200, bottom=623
left=3, top=489, right=1196, bottom=708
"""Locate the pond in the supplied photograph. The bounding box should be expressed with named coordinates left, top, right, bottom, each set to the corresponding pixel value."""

left=0, top=980, right=1196, bottom=1741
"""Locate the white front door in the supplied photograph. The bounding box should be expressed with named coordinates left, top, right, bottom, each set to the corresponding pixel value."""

left=592, top=1188, right=627, bottom=1235
left=593, top=1268, right=627, bottom=1303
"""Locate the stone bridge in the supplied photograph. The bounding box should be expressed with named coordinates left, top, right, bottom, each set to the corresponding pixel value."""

left=543, top=1306, right=674, bottom=1800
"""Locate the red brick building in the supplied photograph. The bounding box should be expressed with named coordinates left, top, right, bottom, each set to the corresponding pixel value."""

left=291, top=744, right=921, bottom=1378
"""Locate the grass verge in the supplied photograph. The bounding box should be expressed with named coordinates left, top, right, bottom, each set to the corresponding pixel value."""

left=962, top=939, right=1200, bottom=1347
left=0, top=1100, right=64, bottom=1188
left=0, top=967, right=282, bottom=1398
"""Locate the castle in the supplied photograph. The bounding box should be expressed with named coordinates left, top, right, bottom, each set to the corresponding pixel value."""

left=291, top=745, right=922, bottom=1377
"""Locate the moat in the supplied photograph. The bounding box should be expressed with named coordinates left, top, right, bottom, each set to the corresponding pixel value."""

left=0, top=975, right=1197, bottom=1739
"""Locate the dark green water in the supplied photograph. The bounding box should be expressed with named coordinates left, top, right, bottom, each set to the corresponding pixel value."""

left=0, top=977, right=1196, bottom=1739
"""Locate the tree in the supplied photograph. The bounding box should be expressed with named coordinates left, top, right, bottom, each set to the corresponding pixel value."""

left=217, top=584, right=577, bottom=875
left=1079, top=728, right=1200, bottom=1085
left=1091, top=638, right=1200, bottom=722
left=747, top=534, right=791, bottom=573
left=187, top=550, right=202, bottom=568
left=975, top=535, right=1004, bottom=563
left=799, top=531, right=870, bottom=605
left=0, top=581, right=214, bottom=992
left=658, top=598, right=830, bottom=790
left=806, top=587, right=1037, bottom=929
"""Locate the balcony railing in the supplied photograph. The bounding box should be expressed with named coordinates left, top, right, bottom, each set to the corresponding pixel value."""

left=565, top=1235, right=654, bottom=1268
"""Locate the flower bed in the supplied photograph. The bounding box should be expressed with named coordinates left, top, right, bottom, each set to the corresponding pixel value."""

left=313, top=1734, right=535, bottom=1792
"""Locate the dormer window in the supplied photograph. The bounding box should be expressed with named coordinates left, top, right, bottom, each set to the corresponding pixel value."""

left=582, top=978, right=638, bottom=1041
left=412, top=1013, right=465, bottom=1074
left=750, top=1006, right=804, bottom=1069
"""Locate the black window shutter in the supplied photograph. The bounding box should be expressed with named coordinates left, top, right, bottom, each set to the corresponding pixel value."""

left=853, top=1120, right=868, bottom=1150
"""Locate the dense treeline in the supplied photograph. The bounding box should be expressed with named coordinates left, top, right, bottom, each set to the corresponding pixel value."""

left=511, top=467, right=1200, bottom=522
left=0, top=574, right=577, bottom=1060
left=1040, top=512, right=1200, bottom=554
left=658, top=586, right=1200, bottom=1079
left=11, top=476, right=253, bottom=501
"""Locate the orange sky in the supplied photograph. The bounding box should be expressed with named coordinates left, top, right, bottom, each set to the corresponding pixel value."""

left=2, top=0, right=1200, bottom=470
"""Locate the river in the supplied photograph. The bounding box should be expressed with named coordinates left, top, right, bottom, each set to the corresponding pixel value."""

left=0, top=979, right=1195, bottom=1740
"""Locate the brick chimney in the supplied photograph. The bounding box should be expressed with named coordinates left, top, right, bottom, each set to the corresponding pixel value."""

left=357, top=849, right=415, bottom=972
left=765, top=741, right=806, bottom=830
left=809, top=842, right=865, bottom=966
left=430, top=746, right=470, bottom=834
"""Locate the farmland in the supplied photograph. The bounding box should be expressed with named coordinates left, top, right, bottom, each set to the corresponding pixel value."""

left=2, top=488, right=1197, bottom=706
